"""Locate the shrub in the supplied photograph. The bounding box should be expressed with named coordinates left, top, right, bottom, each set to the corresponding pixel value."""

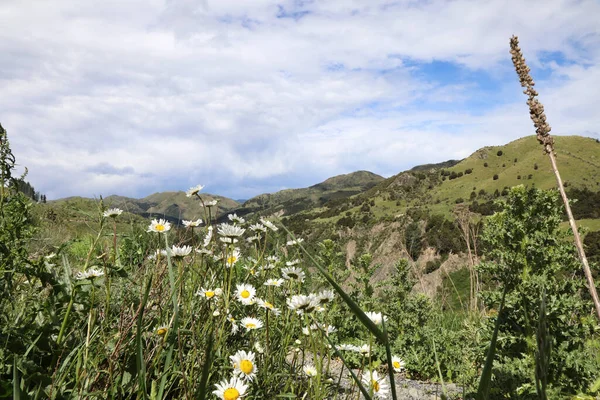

left=517, top=175, right=521, bottom=179
left=465, top=168, right=473, bottom=174
left=497, top=150, right=503, bottom=156
left=534, top=163, right=539, bottom=170
left=484, top=162, right=489, bottom=167
left=493, top=174, right=499, bottom=180
left=455, top=197, right=464, bottom=204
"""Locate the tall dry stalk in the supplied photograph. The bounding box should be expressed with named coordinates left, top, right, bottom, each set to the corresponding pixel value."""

left=509, top=35, right=600, bottom=322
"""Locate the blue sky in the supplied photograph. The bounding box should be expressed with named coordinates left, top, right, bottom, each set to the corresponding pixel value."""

left=1, top=0, right=599, bottom=200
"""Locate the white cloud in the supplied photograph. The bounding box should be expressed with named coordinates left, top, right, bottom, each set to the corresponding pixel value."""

left=1, top=0, right=599, bottom=199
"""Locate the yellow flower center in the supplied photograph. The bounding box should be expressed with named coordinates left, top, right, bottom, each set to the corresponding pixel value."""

left=240, top=359, right=254, bottom=374
left=227, top=256, right=237, bottom=264
left=241, top=290, right=250, bottom=299
left=246, top=323, right=256, bottom=329
left=393, top=361, right=400, bottom=369
left=265, top=301, right=274, bottom=309
left=223, top=388, right=240, bottom=400
left=155, top=224, right=165, bottom=232
left=157, top=327, right=167, bottom=336
left=372, top=380, right=380, bottom=392
left=205, top=291, right=215, bottom=298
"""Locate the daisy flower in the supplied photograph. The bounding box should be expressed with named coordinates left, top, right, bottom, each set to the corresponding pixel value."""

left=286, top=238, right=304, bottom=246
left=103, top=208, right=123, bottom=218
left=218, top=223, right=246, bottom=238
left=281, top=267, right=305, bottom=282
left=228, top=213, right=246, bottom=224
left=392, top=355, right=406, bottom=372
left=361, top=370, right=389, bottom=399
left=230, top=350, right=258, bottom=381
left=226, top=248, right=241, bottom=268
left=364, top=311, right=387, bottom=326
left=264, top=278, right=284, bottom=287
left=75, top=267, right=105, bottom=280
left=357, top=344, right=371, bottom=356
left=260, top=218, right=278, bottom=231
left=195, top=248, right=213, bottom=256
left=240, top=317, right=263, bottom=331
left=148, top=219, right=171, bottom=233
left=256, top=298, right=281, bottom=316
left=338, top=344, right=359, bottom=352
left=182, top=219, right=202, bottom=228
left=186, top=184, right=204, bottom=198
left=266, top=255, right=279, bottom=262
left=246, top=235, right=260, bottom=243
left=197, top=287, right=223, bottom=300
left=287, top=294, right=319, bottom=314
left=235, top=284, right=256, bottom=305
left=228, top=315, right=239, bottom=334
left=170, top=245, right=192, bottom=259
left=249, top=223, right=267, bottom=233
left=212, top=376, right=248, bottom=400
left=303, top=364, right=318, bottom=378
left=202, top=226, right=213, bottom=247
left=316, top=289, right=335, bottom=306
left=205, top=199, right=218, bottom=207
left=285, top=259, right=301, bottom=266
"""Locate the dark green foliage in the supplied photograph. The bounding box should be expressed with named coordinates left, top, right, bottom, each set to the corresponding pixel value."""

left=449, top=171, right=458, bottom=180
left=469, top=200, right=500, bottom=216
left=455, top=197, right=464, bottom=204
left=493, top=174, right=499, bottom=180
left=583, top=230, right=600, bottom=267
left=424, top=214, right=465, bottom=255
left=517, top=175, right=521, bottom=180
left=405, top=221, right=423, bottom=260
left=470, top=191, right=477, bottom=200
left=484, top=162, right=489, bottom=167
left=336, top=215, right=355, bottom=228
left=465, top=168, right=473, bottom=174
left=534, top=163, right=539, bottom=170
left=497, top=150, right=503, bottom=156
left=568, top=187, right=600, bottom=219
left=478, top=186, right=598, bottom=398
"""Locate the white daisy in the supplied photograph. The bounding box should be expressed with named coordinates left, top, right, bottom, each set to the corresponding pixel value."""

left=218, top=223, right=246, bottom=238
left=228, top=315, right=239, bottom=334
left=195, top=248, right=213, bottom=256
left=312, top=323, right=337, bottom=336
left=338, top=344, right=359, bottom=352
left=202, top=226, right=213, bottom=247
left=287, top=294, right=319, bottom=314
left=240, top=317, right=263, bottom=331
left=281, top=267, right=305, bottom=282
left=357, top=344, right=371, bottom=356
left=75, top=267, right=105, bottom=280
left=392, top=355, right=406, bottom=372
left=246, top=235, right=261, bottom=243
left=103, top=208, right=123, bottom=218
left=361, top=370, right=389, bottom=399
left=260, top=218, right=278, bottom=231
left=286, top=238, right=304, bottom=246
left=226, top=248, right=241, bottom=268
left=205, top=199, right=218, bottom=207
left=285, top=259, right=301, bottom=266
left=147, top=219, right=171, bottom=233
left=264, top=278, right=284, bottom=287
left=186, top=184, right=204, bottom=198
left=249, top=223, right=267, bottom=232
left=256, top=298, right=281, bottom=316
left=169, top=245, right=192, bottom=259
left=230, top=350, right=258, bottom=381
left=182, top=219, right=202, bottom=228
left=228, top=213, right=246, bottom=224
left=235, top=284, right=256, bottom=305
left=303, top=364, right=318, bottom=378
left=266, top=255, right=279, bottom=262
left=316, top=289, right=335, bottom=306
left=212, top=376, right=248, bottom=400
left=364, top=311, right=388, bottom=326
left=197, top=287, right=223, bottom=300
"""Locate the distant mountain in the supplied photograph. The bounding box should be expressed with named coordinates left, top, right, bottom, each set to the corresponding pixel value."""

left=236, top=170, right=384, bottom=217
left=104, top=192, right=239, bottom=223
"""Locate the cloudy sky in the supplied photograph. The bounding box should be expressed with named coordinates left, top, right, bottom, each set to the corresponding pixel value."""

left=2, top=0, right=599, bottom=200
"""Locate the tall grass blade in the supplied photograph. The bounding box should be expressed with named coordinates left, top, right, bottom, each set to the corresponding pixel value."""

left=476, top=286, right=507, bottom=400
left=381, top=319, right=398, bottom=400
left=432, top=338, right=448, bottom=400
left=197, top=330, right=214, bottom=400
left=13, top=356, right=20, bottom=400
left=136, top=276, right=153, bottom=399
left=280, top=224, right=385, bottom=342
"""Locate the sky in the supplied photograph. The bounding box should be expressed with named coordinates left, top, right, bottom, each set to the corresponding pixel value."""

left=2, top=0, right=600, bottom=200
